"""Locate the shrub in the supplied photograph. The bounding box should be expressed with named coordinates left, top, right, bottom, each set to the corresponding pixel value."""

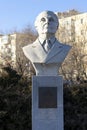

left=64, top=84, right=87, bottom=130
left=0, top=67, right=31, bottom=130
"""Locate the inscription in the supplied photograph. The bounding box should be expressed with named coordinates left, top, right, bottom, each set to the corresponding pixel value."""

left=38, top=87, right=57, bottom=108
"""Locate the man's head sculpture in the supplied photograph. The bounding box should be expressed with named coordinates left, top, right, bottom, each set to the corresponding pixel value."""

left=34, top=11, right=59, bottom=35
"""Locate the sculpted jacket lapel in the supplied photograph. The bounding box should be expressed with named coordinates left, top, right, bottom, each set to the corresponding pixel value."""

left=31, top=39, right=47, bottom=62
left=23, top=39, right=71, bottom=63
left=44, top=41, right=63, bottom=63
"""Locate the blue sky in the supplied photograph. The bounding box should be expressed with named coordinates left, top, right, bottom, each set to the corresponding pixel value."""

left=0, top=0, right=87, bottom=33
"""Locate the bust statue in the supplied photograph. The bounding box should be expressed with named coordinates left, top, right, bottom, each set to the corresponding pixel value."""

left=23, top=11, right=71, bottom=76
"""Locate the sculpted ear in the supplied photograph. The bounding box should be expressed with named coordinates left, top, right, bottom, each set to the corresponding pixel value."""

left=54, top=12, right=59, bottom=29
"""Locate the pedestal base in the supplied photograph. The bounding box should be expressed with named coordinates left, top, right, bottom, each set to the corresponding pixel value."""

left=32, top=76, right=64, bottom=130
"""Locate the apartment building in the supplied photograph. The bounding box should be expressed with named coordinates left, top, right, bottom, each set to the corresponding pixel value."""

left=0, top=32, right=36, bottom=77
left=56, top=11, right=87, bottom=76
left=57, top=12, right=87, bottom=46
left=0, top=33, right=28, bottom=65
left=0, top=34, right=16, bottom=66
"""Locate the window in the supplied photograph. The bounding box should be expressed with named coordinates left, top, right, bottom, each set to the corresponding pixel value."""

left=81, top=19, right=83, bottom=24
left=1, top=36, right=8, bottom=43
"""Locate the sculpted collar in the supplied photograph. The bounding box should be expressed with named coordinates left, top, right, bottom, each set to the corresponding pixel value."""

left=38, top=36, right=56, bottom=46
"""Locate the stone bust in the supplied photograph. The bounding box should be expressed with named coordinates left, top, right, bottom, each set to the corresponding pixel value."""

left=23, top=11, right=71, bottom=76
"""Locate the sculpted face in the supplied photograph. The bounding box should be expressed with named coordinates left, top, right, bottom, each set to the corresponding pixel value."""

left=35, top=11, right=59, bottom=35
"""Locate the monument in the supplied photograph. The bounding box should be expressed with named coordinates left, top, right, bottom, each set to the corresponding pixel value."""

left=23, top=11, right=71, bottom=130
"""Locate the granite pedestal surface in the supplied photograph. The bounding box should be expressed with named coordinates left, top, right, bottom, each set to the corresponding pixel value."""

left=32, top=76, right=63, bottom=130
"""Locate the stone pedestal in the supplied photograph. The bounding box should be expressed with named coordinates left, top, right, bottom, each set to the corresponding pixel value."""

left=32, top=76, right=64, bottom=130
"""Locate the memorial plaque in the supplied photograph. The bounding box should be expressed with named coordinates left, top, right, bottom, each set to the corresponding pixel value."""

left=38, top=87, right=57, bottom=108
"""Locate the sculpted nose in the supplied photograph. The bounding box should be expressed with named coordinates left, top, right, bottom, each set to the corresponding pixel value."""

left=45, top=19, right=49, bottom=24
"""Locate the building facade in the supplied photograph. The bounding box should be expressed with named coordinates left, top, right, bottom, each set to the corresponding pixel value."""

left=0, top=34, right=17, bottom=66
left=56, top=11, right=87, bottom=78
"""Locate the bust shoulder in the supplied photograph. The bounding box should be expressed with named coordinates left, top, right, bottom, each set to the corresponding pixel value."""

left=22, top=39, right=38, bottom=52
left=54, top=40, right=72, bottom=52
left=22, top=39, right=43, bottom=62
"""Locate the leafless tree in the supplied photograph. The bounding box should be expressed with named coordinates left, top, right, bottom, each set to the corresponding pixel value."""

left=56, top=19, right=87, bottom=82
